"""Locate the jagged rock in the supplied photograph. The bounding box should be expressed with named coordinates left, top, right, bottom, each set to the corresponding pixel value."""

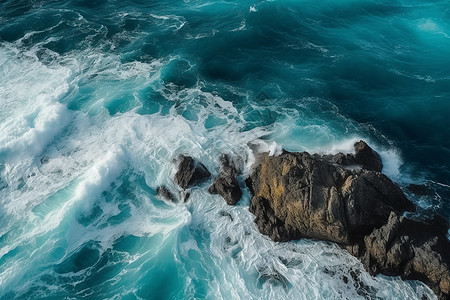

left=353, top=140, right=383, bottom=172
left=246, top=140, right=449, bottom=299
left=174, top=154, right=211, bottom=189
left=156, top=185, right=177, bottom=202
left=327, top=140, right=382, bottom=172
left=360, top=212, right=450, bottom=299
left=247, top=146, right=413, bottom=243
left=209, top=155, right=242, bottom=205
left=183, top=192, right=191, bottom=202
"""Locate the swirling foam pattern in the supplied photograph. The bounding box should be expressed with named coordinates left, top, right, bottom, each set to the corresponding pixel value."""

left=1, top=0, right=449, bottom=299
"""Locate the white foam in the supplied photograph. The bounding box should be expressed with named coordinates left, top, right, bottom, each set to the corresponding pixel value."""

left=417, top=18, right=450, bottom=38
left=74, top=148, right=127, bottom=214
left=178, top=189, right=436, bottom=300
left=0, top=102, right=71, bottom=163
left=307, top=137, right=403, bottom=179
left=0, top=45, right=72, bottom=163
left=0, top=40, right=432, bottom=300
left=377, top=147, right=402, bottom=179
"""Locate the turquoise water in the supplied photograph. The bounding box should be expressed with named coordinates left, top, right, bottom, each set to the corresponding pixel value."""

left=0, top=0, right=449, bottom=299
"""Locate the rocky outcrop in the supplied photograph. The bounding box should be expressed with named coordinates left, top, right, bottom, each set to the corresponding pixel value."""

left=327, top=140, right=383, bottom=172
left=360, top=212, right=450, bottom=299
left=208, top=155, right=242, bottom=205
left=353, top=140, right=383, bottom=172
left=174, top=154, right=211, bottom=189
left=246, top=142, right=413, bottom=244
left=246, top=141, right=449, bottom=299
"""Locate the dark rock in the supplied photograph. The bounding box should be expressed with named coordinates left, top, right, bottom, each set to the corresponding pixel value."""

left=349, top=268, right=377, bottom=298
left=247, top=146, right=413, bottom=243
left=219, top=154, right=241, bottom=175
left=407, top=184, right=431, bottom=196
left=209, top=175, right=242, bottom=205
left=174, top=155, right=211, bottom=189
left=360, top=212, right=450, bottom=299
left=249, top=196, right=297, bottom=242
left=183, top=192, right=191, bottom=202
left=40, top=156, right=49, bottom=165
left=220, top=210, right=234, bottom=221
left=325, top=141, right=382, bottom=172
left=208, top=154, right=242, bottom=205
left=156, top=186, right=177, bottom=202
left=0, top=177, right=7, bottom=191
left=353, top=140, right=383, bottom=172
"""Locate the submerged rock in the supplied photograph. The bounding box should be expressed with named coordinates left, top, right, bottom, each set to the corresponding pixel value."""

left=246, top=141, right=449, bottom=299
left=156, top=185, right=177, bottom=202
left=406, top=183, right=431, bottom=196
left=40, top=156, right=49, bottom=165
left=174, top=154, right=211, bottom=189
left=208, top=155, right=242, bottom=205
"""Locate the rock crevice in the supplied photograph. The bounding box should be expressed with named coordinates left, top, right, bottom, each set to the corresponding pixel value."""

left=246, top=141, right=449, bottom=299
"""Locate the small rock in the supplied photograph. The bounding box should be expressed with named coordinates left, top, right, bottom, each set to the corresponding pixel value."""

left=209, top=154, right=242, bottom=205
left=220, top=210, right=234, bottom=221
left=40, top=156, right=49, bottom=165
left=174, top=155, right=211, bottom=189
left=209, top=175, right=242, bottom=205
left=183, top=192, right=190, bottom=202
left=156, top=186, right=177, bottom=202
left=406, top=184, right=431, bottom=196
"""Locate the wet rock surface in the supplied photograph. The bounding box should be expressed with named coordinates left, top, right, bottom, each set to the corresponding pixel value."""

left=246, top=141, right=449, bottom=299
left=360, top=212, right=450, bottom=299
left=208, top=155, right=242, bottom=205
left=174, top=154, right=211, bottom=189
left=156, top=185, right=177, bottom=202
left=246, top=141, right=413, bottom=244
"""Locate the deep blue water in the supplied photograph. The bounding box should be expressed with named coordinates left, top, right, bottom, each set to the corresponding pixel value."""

left=0, top=0, right=449, bottom=299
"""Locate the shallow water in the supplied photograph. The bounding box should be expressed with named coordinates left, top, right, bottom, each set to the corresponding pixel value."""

left=0, top=0, right=449, bottom=299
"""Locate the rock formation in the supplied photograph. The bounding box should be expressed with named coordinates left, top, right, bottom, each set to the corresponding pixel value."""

left=208, top=154, right=242, bottom=205
left=358, top=212, right=450, bottom=299
left=246, top=140, right=449, bottom=299
left=246, top=141, right=414, bottom=243
left=156, top=185, right=177, bottom=202
left=174, top=154, right=211, bottom=189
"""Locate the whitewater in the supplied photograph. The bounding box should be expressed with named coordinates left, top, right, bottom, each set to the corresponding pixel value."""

left=1, top=0, right=449, bottom=299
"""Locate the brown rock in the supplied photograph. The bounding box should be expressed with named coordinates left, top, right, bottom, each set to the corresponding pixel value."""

left=245, top=140, right=449, bottom=299
left=360, top=212, right=450, bottom=299
left=246, top=148, right=413, bottom=243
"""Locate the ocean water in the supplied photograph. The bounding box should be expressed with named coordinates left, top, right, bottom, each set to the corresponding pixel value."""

left=0, top=0, right=449, bottom=299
